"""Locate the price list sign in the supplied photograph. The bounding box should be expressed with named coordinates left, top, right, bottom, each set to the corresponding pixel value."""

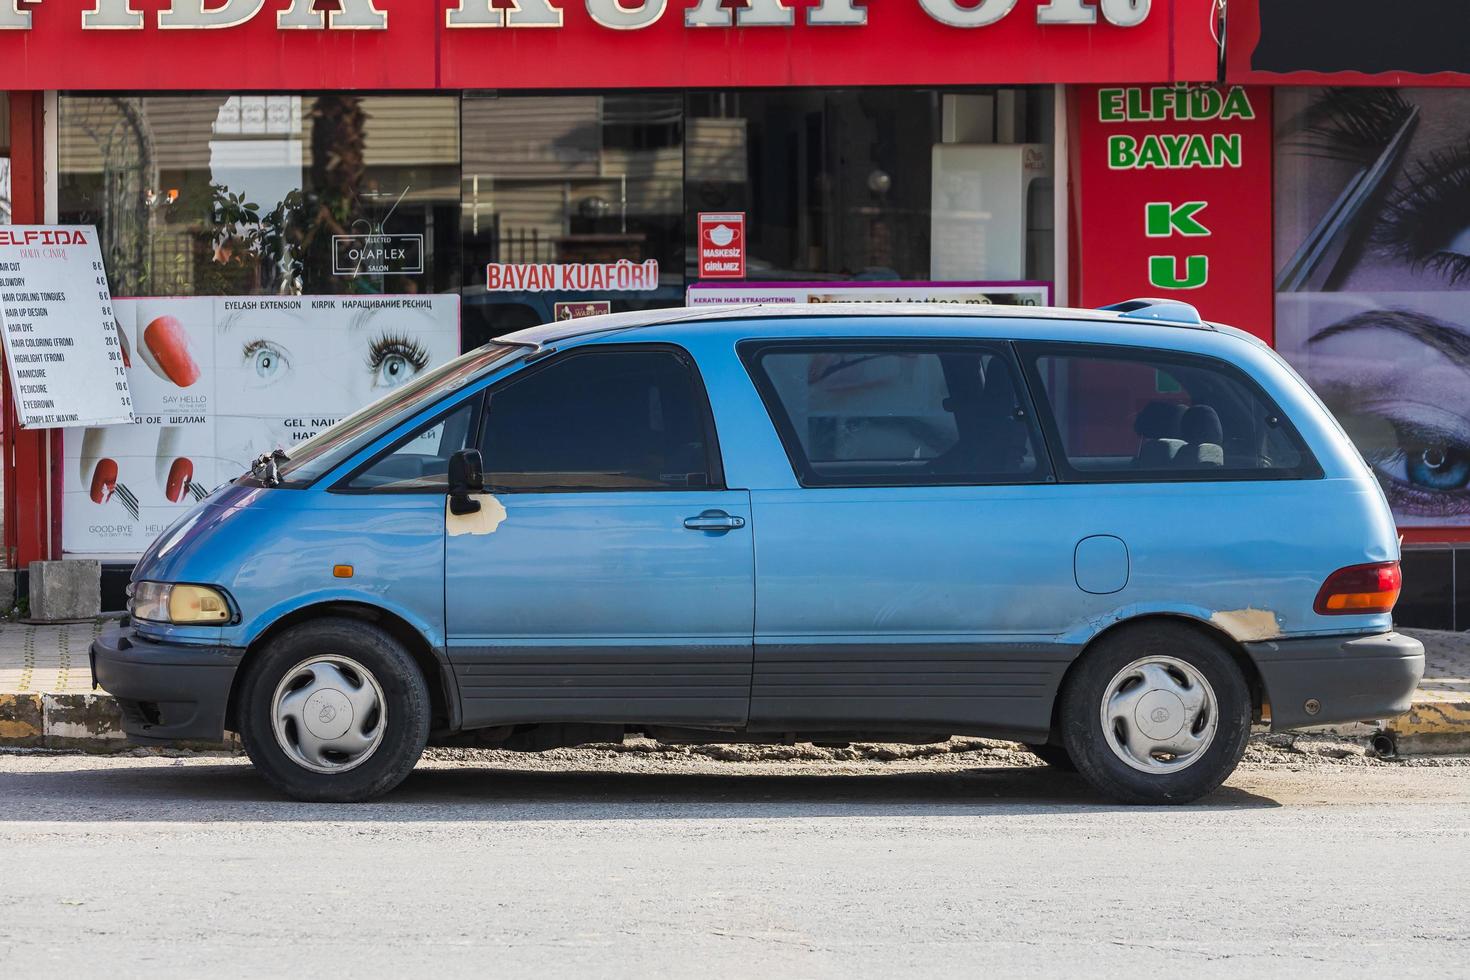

left=0, top=226, right=134, bottom=429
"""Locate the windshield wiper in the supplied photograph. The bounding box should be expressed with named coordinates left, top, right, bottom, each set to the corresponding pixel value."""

left=251, top=448, right=291, bottom=487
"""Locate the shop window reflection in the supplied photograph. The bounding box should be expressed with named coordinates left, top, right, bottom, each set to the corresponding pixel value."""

left=684, top=87, right=1054, bottom=284
left=57, top=94, right=462, bottom=298
left=460, top=94, right=686, bottom=349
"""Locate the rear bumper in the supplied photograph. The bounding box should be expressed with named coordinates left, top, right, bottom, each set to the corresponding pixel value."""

left=91, top=627, right=244, bottom=743
left=1244, top=631, right=1424, bottom=730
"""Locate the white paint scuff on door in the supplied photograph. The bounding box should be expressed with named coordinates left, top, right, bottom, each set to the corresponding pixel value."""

left=1210, top=607, right=1281, bottom=642
left=446, top=495, right=508, bottom=536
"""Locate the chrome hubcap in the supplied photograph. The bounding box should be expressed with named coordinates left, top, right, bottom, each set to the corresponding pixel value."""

left=1100, top=656, right=1218, bottom=774
left=271, top=656, right=386, bottom=774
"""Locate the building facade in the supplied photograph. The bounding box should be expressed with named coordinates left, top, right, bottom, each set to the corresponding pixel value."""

left=1, top=0, right=1463, bottom=626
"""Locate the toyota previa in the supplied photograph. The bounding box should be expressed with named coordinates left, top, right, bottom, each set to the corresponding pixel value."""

left=92, top=300, right=1424, bottom=804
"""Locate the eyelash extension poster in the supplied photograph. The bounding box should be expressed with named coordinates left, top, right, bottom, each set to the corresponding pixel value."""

left=1275, top=87, right=1470, bottom=527
left=62, top=293, right=460, bottom=556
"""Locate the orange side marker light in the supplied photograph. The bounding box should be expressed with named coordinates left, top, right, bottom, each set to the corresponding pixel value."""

left=333, top=565, right=354, bottom=579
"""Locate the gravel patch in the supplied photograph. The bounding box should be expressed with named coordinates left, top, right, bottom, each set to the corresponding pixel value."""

left=8, top=732, right=1468, bottom=772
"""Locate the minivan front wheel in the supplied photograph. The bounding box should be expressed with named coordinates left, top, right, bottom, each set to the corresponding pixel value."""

left=270, top=655, right=387, bottom=775
left=1058, top=623, right=1251, bottom=805
left=237, top=618, right=430, bottom=803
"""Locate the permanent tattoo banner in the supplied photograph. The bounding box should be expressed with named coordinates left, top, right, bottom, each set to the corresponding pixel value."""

left=62, top=294, right=459, bottom=556
left=1229, top=0, right=1470, bottom=86
left=1275, top=88, right=1470, bottom=529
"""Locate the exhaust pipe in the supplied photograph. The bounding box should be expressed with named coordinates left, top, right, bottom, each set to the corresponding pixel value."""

left=1371, top=731, right=1398, bottom=758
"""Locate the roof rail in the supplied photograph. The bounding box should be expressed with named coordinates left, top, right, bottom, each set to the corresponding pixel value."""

left=1098, top=298, right=1205, bottom=326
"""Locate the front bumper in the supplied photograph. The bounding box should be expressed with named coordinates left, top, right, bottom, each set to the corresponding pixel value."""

left=91, top=627, right=245, bottom=743
left=1244, top=630, right=1425, bottom=730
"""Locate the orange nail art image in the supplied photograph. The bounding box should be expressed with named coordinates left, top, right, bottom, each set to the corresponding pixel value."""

left=165, top=457, right=194, bottom=503
left=140, top=315, right=201, bottom=388
left=90, top=458, right=118, bottom=504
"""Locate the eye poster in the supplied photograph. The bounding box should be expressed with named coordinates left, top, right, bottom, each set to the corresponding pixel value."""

left=62, top=294, right=459, bottom=556
left=1275, top=88, right=1470, bottom=527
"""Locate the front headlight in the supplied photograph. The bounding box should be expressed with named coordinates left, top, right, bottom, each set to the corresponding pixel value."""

left=131, top=582, right=232, bottom=624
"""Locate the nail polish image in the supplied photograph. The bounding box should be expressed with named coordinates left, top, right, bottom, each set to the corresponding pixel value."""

left=165, top=457, right=194, bottom=503
left=140, top=315, right=201, bottom=388
left=90, top=458, right=118, bottom=504
left=117, top=325, right=132, bottom=369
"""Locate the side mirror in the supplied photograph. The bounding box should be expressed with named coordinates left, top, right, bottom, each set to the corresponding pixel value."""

left=448, top=449, right=484, bottom=516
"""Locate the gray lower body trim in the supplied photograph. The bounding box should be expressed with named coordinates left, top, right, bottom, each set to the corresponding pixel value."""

left=748, top=642, right=1079, bottom=741
left=1244, top=630, right=1425, bottom=729
left=450, top=643, right=751, bottom=729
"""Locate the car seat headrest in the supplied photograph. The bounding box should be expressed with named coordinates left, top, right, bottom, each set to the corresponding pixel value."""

left=1181, top=404, right=1223, bottom=445
left=1134, top=401, right=1186, bottom=439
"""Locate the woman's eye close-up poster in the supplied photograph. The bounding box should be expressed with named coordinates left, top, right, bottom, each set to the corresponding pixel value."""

left=1277, top=87, right=1470, bottom=525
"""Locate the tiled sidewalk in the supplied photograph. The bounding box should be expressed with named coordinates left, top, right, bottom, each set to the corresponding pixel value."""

left=0, top=619, right=129, bottom=749
left=1392, top=629, right=1470, bottom=752
left=0, top=619, right=113, bottom=693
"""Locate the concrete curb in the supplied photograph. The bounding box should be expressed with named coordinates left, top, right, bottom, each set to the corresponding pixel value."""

left=1383, top=701, right=1470, bottom=756
left=0, top=692, right=235, bottom=753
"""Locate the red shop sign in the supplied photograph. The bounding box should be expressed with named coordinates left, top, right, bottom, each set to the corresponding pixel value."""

left=698, top=212, right=746, bottom=280
left=1069, top=84, right=1276, bottom=344
left=0, top=1, right=1218, bottom=91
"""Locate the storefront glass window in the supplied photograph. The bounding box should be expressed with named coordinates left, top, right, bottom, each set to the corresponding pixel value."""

left=460, top=94, right=686, bottom=348
left=56, top=94, right=464, bottom=558
left=685, top=88, right=1054, bottom=284
left=1275, top=88, right=1470, bottom=527
left=460, top=88, right=1056, bottom=346
left=58, top=94, right=462, bottom=298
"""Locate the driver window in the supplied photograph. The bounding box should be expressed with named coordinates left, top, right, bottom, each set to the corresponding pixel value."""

left=479, top=348, right=716, bottom=492
left=344, top=398, right=478, bottom=491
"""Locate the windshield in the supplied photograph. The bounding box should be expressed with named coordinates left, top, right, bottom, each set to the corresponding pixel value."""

left=243, top=342, right=526, bottom=489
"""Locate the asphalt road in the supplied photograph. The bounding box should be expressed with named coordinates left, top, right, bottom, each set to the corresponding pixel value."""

left=2, top=752, right=1469, bottom=977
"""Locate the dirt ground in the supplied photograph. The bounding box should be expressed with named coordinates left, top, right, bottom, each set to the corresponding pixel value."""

left=66, top=729, right=1465, bottom=779
left=418, top=731, right=1469, bottom=774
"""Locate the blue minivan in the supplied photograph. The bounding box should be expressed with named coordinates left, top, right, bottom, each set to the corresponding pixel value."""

left=92, top=300, right=1425, bottom=804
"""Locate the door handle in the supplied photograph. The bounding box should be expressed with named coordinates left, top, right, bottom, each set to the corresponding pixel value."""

left=684, top=510, right=746, bottom=532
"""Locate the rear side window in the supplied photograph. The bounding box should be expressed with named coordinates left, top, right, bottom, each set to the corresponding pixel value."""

left=742, top=341, right=1048, bottom=487
left=479, top=347, right=721, bottom=492
left=1021, top=343, right=1320, bottom=482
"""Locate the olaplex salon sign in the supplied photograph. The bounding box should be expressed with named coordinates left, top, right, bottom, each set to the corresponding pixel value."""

left=0, top=0, right=1153, bottom=31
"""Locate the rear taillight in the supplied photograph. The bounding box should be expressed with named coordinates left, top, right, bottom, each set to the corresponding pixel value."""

left=1313, top=561, right=1402, bottom=615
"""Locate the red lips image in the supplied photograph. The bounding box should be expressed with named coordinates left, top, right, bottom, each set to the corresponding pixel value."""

left=165, top=457, right=194, bottom=503
left=142, top=315, right=201, bottom=388
left=117, top=326, right=132, bottom=368
left=90, top=458, right=118, bottom=504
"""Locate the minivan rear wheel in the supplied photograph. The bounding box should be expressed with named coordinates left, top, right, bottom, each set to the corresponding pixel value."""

left=1058, top=623, right=1251, bottom=805
left=237, top=617, right=430, bottom=803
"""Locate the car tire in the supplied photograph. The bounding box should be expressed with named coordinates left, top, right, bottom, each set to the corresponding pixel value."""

left=1058, top=622, right=1251, bottom=806
left=237, top=617, right=431, bottom=803
left=1024, top=742, right=1077, bottom=771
